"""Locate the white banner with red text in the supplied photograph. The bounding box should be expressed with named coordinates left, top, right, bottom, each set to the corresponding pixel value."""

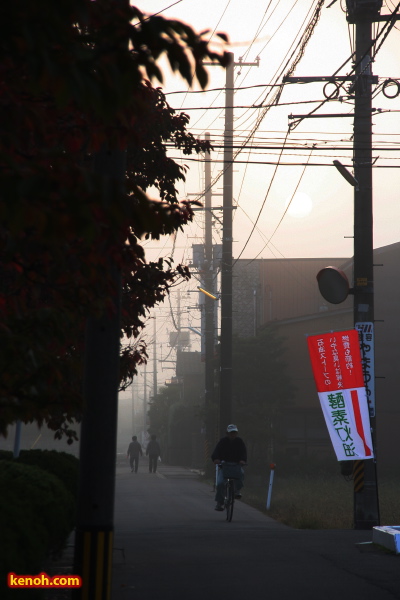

left=307, top=329, right=373, bottom=461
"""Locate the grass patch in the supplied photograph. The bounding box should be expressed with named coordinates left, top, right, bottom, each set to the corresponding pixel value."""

left=243, top=474, right=400, bottom=529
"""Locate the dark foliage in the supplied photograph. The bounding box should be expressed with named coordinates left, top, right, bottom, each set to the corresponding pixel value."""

left=0, top=1, right=228, bottom=440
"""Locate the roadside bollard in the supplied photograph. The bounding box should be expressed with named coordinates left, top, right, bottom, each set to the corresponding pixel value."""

left=266, top=463, right=276, bottom=510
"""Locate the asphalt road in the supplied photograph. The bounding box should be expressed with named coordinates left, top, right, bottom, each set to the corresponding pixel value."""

left=111, top=462, right=400, bottom=600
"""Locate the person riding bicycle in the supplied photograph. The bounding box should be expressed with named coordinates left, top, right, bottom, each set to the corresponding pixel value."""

left=211, top=424, right=247, bottom=511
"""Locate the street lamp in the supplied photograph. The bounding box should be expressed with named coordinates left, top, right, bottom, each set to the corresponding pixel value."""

left=197, top=286, right=219, bottom=301
left=333, top=160, right=359, bottom=190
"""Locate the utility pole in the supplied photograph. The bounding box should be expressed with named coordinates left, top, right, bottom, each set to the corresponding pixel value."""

left=176, top=290, right=184, bottom=405
left=143, top=361, right=147, bottom=433
left=288, top=0, right=400, bottom=530
left=131, top=380, right=135, bottom=434
left=346, top=0, right=400, bottom=530
left=153, top=316, right=157, bottom=401
left=73, top=138, right=125, bottom=600
left=219, top=53, right=259, bottom=437
left=189, top=135, right=221, bottom=458
left=346, top=0, right=384, bottom=530
left=177, top=289, right=181, bottom=338
left=204, top=133, right=217, bottom=451
left=219, top=53, right=234, bottom=435
left=73, top=3, right=127, bottom=597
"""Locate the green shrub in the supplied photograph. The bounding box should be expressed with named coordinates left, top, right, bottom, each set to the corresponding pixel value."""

left=0, top=448, right=79, bottom=498
left=0, top=460, right=75, bottom=578
left=17, top=449, right=79, bottom=498
left=0, top=450, right=13, bottom=461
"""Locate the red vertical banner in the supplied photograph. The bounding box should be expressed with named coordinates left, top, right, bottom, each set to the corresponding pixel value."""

left=307, top=330, right=373, bottom=461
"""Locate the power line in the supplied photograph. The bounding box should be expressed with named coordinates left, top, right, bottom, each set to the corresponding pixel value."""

left=165, top=82, right=288, bottom=95
left=167, top=143, right=400, bottom=151
left=234, top=127, right=290, bottom=262
left=169, top=156, right=400, bottom=167
left=168, top=97, right=349, bottom=110
left=132, top=0, right=183, bottom=25
left=233, top=0, right=323, bottom=133
left=244, top=145, right=315, bottom=266
left=177, top=0, right=231, bottom=113
left=186, top=0, right=326, bottom=205
left=289, top=3, right=400, bottom=131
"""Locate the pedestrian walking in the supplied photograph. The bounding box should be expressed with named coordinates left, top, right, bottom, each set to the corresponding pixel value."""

left=146, top=434, right=161, bottom=473
left=127, top=435, right=143, bottom=473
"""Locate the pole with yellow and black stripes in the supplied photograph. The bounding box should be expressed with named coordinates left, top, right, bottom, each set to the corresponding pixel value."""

left=353, top=460, right=364, bottom=494
left=74, top=528, right=114, bottom=600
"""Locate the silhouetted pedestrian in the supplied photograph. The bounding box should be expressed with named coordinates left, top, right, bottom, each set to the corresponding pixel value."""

left=146, top=434, right=161, bottom=473
left=127, top=436, right=143, bottom=473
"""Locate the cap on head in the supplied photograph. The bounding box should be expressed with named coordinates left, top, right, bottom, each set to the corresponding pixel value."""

left=226, top=424, right=238, bottom=433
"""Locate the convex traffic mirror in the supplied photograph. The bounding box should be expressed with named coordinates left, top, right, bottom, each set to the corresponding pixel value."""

left=316, top=266, right=350, bottom=304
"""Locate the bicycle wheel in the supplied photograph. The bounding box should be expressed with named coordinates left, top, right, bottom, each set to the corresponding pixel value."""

left=223, top=481, right=230, bottom=512
left=226, top=479, right=235, bottom=522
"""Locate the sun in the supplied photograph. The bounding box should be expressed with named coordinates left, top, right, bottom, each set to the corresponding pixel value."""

left=285, top=191, right=313, bottom=218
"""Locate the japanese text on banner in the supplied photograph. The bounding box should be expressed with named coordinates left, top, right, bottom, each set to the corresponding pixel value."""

left=307, top=330, right=373, bottom=461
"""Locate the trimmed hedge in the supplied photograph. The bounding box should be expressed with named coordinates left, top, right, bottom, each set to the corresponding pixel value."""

left=0, top=449, right=79, bottom=497
left=17, top=449, right=79, bottom=498
left=0, top=450, right=12, bottom=461
left=0, top=456, right=76, bottom=580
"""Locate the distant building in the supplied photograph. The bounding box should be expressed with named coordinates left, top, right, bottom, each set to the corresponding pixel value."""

left=233, top=257, right=351, bottom=338
left=165, top=350, right=205, bottom=468
left=232, top=243, right=400, bottom=470
left=176, top=350, right=204, bottom=405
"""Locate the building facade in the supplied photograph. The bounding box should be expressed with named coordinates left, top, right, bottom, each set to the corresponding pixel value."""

left=232, top=243, right=400, bottom=470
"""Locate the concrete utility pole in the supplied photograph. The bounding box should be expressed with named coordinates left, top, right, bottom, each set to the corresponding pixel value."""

left=289, top=0, right=400, bottom=530
left=73, top=146, right=125, bottom=600
left=347, top=0, right=400, bottom=530
left=73, top=3, right=127, bottom=596
left=219, top=53, right=259, bottom=437
left=219, top=52, right=234, bottom=435
left=346, top=0, right=383, bottom=530
left=204, top=133, right=217, bottom=447
left=189, top=136, right=221, bottom=456
left=153, top=316, right=157, bottom=401
left=144, top=361, right=147, bottom=433
left=131, top=380, right=135, bottom=434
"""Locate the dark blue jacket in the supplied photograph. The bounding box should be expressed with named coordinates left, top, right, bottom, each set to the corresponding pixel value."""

left=211, top=436, right=247, bottom=463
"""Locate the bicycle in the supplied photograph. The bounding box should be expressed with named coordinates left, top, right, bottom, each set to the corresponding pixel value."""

left=218, top=462, right=245, bottom=522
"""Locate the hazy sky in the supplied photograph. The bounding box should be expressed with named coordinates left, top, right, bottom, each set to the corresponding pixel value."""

left=140, top=0, right=400, bottom=261
left=124, top=0, right=400, bottom=396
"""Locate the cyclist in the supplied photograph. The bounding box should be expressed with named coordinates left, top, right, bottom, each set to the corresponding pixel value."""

left=211, top=424, right=247, bottom=511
